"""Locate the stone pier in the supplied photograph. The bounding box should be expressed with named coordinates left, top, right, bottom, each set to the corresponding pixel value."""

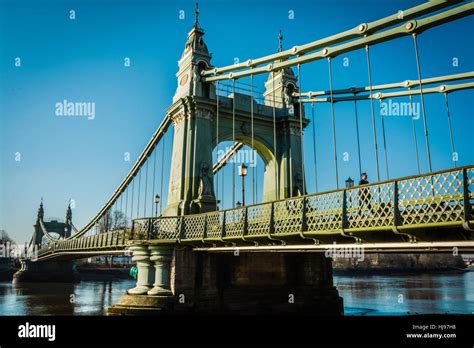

left=108, top=244, right=343, bottom=315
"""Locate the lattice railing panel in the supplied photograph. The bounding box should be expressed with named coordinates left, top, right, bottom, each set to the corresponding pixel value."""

left=346, top=182, right=394, bottom=229
left=306, top=191, right=343, bottom=232
left=398, top=170, right=464, bottom=225
left=274, top=197, right=303, bottom=235
left=224, top=208, right=245, bottom=237
left=132, top=219, right=149, bottom=240
left=206, top=211, right=224, bottom=238
left=467, top=168, right=474, bottom=211
left=247, top=203, right=272, bottom=236
left=183, top=215, right=206, bottom=239
left=150, top=218, right=179, bottom=240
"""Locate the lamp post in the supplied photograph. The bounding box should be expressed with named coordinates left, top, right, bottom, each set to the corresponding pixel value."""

left=154, top=194, right=161, bottom=217
left=345, top=177, right=354, bottom=188
left=238, top=163, right=248, bottom=206
left=236, top=201, right=242, bottom=208
left=345, top=177, right=354, bottom=208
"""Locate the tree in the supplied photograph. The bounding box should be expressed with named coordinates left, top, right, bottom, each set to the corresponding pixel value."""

left=111, top=210, right=127, bottom=230
left=0, top=230, right=12, bottom=242
left=98, top=210, right=128, bottom=232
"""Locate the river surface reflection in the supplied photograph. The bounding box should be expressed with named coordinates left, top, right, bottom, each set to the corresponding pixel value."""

left=0, top=271, right=473, bottom=315
left=335, top=271, right=474, bottom=315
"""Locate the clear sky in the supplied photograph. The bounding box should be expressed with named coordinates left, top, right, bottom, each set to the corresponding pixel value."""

left=1, top=0, right=473, bottom=243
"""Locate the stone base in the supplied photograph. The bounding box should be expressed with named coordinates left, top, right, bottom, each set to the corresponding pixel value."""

left=173, top=250, right=343, bottom=315
left=13, top=260, right=80, bottom=284
left=109, top=286, right=342, bottom=316
left=109, top=250, right=343, bottom=316
left=107, top=294, right=174, bottom=316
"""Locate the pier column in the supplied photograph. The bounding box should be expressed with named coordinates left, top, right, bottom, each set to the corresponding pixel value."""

left=127, top=244, right=154, bottom=295
left=147, top=246, right=174, bottom=296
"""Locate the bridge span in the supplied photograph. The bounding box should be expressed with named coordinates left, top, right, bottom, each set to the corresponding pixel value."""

left=14, top=0, right=474, bottom=315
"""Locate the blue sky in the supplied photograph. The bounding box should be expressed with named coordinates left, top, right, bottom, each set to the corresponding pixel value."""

left=1, top=0, right=473, bottom=243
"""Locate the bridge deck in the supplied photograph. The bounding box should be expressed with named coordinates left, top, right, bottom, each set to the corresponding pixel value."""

left=34, top=165, right=474, bottom=260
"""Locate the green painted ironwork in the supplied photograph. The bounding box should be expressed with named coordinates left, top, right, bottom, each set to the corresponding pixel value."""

left=297, top=72, right=474, bottom=99
left=202, top=2, right=472, bottom=82
left=35, top=165, right=474, bottom=259
left=201, top=0, right=463, bottom=79
left=122, top=165, right=473, bottom=246
left=33, top=165, right=474, bottom=260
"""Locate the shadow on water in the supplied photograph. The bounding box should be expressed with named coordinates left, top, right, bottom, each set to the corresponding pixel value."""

left=0, top=279, right=135, bottom=315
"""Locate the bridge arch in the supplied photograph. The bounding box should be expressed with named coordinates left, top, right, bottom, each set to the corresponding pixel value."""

left=213, top=134, right=277, bottom=205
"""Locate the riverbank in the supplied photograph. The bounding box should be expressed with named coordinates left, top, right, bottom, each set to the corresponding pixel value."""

left=333, top=253, right=467, bottom=275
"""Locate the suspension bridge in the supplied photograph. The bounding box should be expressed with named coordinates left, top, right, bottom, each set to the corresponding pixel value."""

left=14, top=0, right=474, bottom=314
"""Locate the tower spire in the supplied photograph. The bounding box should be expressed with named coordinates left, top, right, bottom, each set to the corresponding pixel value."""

left=65, top=200, right=72, bottom=224
left=37, top=197, right=44, bottom=222
left=278, top=29, right=283, bottom=52
left=194, top=1, right=200, bottom=27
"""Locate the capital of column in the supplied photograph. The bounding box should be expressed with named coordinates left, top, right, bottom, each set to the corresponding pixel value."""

left=170, top=106, right=188, bottom=126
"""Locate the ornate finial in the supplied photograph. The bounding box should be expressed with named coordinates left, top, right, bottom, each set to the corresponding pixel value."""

left=37, top=197, right=44, bottom=221
left=278, top=29, right=283, bottom=52
left=65, top=200, right=72, bottom=223
left=194, top=1, right=199, bottom=27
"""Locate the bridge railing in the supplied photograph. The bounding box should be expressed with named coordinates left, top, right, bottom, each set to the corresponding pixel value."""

left=36, top=228, right=131, bottom=258
left=130, top=165, right=473, bottom=245
left=34, top=165, right=474, bottom=257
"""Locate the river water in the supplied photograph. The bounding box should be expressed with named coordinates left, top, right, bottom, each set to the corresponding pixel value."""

left=0, top=271, right=473, bottom=315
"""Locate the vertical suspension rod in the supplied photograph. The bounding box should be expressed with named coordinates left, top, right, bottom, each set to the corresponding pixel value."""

left=124, top=186, right=129, bottom=227
left=130, top=178, right=135, bottom=221
left=297, top=63, right=306, bottom=195
left=365, top=45, right=381, bottom=182
left=412, top=33, right=432, bottom=172
left=272, top=71, right=279, bottom=199
left=160, top=134, right=165, bottom=214
left=143, top=160, right=149, bottom=216
left=311, top=103, right=318, bottom=192
left=408, top=89, right=421, bottom=174
left=250, top=75, right=255, bottom=204
left=152, top=140, right=157, bottom=215
left=232, top=79, right=236, bottom=207
left=328, top=57, right=339, bottom=189
left=216, top=81, right=220, bottom=207
left=136, top=169, right=141, bottom=217
left=379, top=98, right=390, bottom=179
left=443, top=92, right=457, bottom=167
left=353, top=96, right=362, bottom=176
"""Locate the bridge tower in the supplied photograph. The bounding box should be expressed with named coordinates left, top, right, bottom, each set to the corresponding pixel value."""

left=163, top=11, right=308, bottom=216
left=30, top=199, right=72, bottom=246
left=110, top=7, right=341, bottom=315
left=13, top=201, right=78, bottom=284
